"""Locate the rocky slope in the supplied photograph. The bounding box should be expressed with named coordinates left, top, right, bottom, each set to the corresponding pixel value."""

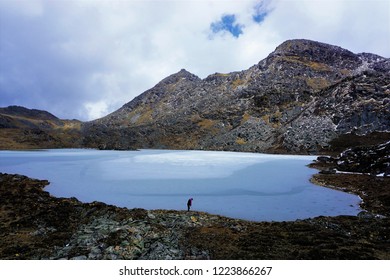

left=82, top=39, right=390, bottom=153
left=0, top=105, right=82, bottom=149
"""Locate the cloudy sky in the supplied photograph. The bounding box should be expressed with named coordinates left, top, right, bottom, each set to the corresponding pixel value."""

left=1, top=0, right=389, bottom=121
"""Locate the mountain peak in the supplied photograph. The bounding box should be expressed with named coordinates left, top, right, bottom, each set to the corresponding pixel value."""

left=158, top=69, right=201, bottom=85
left=266, top=39, right=362, bottom=71
left=274, top=39, right=351, bottom=55
left=178, top=68, right=192, bottom=75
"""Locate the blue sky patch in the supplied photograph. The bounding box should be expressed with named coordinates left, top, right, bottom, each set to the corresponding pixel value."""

left=253, top=0, right=270, bottom=24
left=253, top=11, right=268, bottom=23
left=210, top=14, right=244, bottom=38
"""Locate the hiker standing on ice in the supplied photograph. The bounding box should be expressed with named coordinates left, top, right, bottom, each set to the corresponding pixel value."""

left=187, top=198, right=193, bottom=211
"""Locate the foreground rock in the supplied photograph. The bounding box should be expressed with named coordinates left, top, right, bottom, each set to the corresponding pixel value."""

left=1, top=173, right=389, bottom=260
left=312, top=141, right=390, bottom=175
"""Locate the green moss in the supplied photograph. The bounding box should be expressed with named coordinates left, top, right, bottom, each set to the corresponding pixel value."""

left=235, top=137, right=247, bottom=145
left=306, top=77, right=331, bottom=90
left=232, top=78, right=245, bottom=89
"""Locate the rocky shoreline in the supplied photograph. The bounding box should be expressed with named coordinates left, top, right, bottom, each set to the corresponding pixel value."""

left=1, top=164, right=389, bottom=259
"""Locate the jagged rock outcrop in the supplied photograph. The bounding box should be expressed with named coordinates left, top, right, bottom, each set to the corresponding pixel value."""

left=82, top=39, right=390, bottom=153
left=314, top=141, right=390, bottom=176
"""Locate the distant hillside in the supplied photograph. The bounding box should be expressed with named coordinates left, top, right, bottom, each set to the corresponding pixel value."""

left=0, top=106, right=82, bottom=149
left=82, top=39, right=390, bottom=153
left=0, top=105, right=60, bottom=122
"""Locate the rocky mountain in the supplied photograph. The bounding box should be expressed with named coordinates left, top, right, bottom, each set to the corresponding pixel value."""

left=0, top=106, right=82, bottom=149
left=82, top=39, right=390, bottom=153
left=1, top=39, right=388, bottom=152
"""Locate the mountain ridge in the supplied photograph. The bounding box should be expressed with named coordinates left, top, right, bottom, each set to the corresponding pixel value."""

left=1, top=39, right=389, bottom=152
left=0, top=105, right=82, bottom=149
left=82, top=39, right=390, bottom=153
left=0, top=105, right=60, bottom=122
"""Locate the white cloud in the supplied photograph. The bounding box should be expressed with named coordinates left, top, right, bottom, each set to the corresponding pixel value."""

left=0, top=0, right=389, bottom=120
left=84, top=99, right=110, bottom=121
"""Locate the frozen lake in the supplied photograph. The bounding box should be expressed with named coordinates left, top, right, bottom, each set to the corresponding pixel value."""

left=0, top=149, right=361, bottom=221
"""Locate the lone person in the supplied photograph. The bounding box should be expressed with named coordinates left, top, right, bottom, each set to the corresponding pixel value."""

left=187, top=198, right=193, bottom=211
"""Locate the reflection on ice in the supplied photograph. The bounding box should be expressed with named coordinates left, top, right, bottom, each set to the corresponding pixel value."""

left=0, top=149, right=362, bottom=221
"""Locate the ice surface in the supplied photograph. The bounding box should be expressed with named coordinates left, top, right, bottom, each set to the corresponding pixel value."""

left=0, top=149, right=362, bottom=221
